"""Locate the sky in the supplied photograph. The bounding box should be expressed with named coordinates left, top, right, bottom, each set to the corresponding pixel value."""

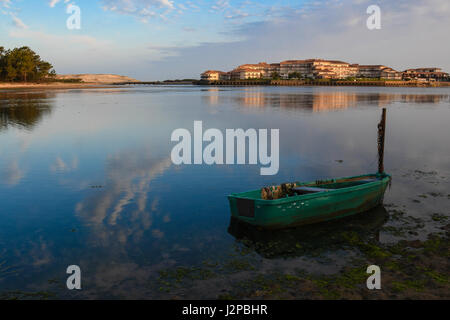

left=0, top=0, right=449, bottom=80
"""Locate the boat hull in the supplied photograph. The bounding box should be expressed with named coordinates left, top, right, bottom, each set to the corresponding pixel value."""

left=228, top=173, right=391, bottom=229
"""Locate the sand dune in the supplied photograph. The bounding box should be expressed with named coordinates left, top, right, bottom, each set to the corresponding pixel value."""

left=56, top=74, right=139, bottom=84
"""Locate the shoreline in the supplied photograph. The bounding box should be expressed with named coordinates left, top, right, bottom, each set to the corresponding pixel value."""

left=0, top=81, right=196, bottom=91
left=0, top=82, right=121, bottom=91
left=2, top=80, right=450, bottom=91
left=194, top=79, right=450, bottom=88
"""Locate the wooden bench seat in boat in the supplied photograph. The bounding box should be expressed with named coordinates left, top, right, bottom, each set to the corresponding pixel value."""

left=292, top=178, right=378, bottom=195
left=357, top=178, right=378, bottom=183
left=292, top=187, right=330, bottom=195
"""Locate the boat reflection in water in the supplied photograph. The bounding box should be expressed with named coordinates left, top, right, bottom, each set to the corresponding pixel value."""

left=228, top=206, right=388, bottom=259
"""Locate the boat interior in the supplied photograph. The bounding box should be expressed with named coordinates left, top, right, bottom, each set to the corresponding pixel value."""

left=241, top=175, right=384, bottom=200
left=294, top=178, right=379, bottom=195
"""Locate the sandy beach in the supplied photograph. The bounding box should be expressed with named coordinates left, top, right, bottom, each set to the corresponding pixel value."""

left=0, top=82, right=121, bottom=90
left=0, top=74, right=140, bottom=90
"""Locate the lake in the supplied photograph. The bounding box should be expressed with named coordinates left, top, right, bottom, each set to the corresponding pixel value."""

left=0, top=85, right=449, bottom=299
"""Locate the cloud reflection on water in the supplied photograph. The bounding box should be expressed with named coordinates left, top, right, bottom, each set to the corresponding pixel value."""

left=75, top=149, right=172, bottom=246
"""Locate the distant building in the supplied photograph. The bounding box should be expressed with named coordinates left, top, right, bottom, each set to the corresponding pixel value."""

left=278, top=59, right=358, bottom=79
left=410, top=68, right=442, bottom=73
left=357, top=65, right=388, bottom=78
left=279, top=60, right=311, bottom=79
left=268, top=63, right=281, bottom=78
left=200, top=70, right=228, bottom=81
left=356, top=65, right=402, bottom=80
left=229, top=68, right=263, bottom=80
left=403, top=68, right=449, bottom=81
left=311, top=60, right=358, bottom=79
left=380, top=68, right=403, bottom=80
left=229, top=62, right=269, bottom=80
left=201, top=61, right=448, bottom=82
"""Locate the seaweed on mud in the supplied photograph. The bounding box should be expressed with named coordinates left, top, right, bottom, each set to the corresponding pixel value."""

left=222, top=259, right=256, bottom=272
left=340, top=231, right=392, bottom=260
left=423, top=270, right=449, bottom=284
left=431, top=213, right=448, bottom=222
left=383, top=206, right=427, bottom=238
left=153, top=218, right=450, bottom=300
left=156, top=266, right=216, bottom=293
left=234, top=229, right=448, bottom=299
left=233, top=273, right=293, bottom=299
left=391, top=280, right=427, bottom=293
left=413, top=170, right=437, bottom=176
left=428, top=192, right=444, bottom=198
left=156, top=256, right=258, bottom=293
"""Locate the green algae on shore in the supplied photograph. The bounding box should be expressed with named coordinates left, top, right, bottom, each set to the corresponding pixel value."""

left=151, top=219, right=449, bottom=300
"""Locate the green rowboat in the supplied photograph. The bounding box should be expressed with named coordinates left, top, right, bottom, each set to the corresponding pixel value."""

left=227, top=108, right=391, bottom=229
left=228, top=173, right=391, bottom=229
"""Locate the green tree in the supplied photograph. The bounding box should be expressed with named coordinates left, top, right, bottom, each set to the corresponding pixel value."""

left=6, top=60, right=18, bottom=81
left=18, top=48, right=35, bottom=81
left=288, top=72, right=303, bottom=79
left=271, top=72, right=281, bottom=80
left=0, top=46, right=55, bottom=82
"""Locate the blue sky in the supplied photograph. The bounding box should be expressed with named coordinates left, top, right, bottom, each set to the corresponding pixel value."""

left=1, top=0, right=449, bottom=80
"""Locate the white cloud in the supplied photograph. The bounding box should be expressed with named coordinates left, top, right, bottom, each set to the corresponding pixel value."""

left=49, top=0, right=60, bottom=7
left=9, top=28, right=110, bottom=49
left=0, top=0, right=11, bottom=8
left=211, top=0, right=230, bottom=12
left=3, top=0, right=449, bottom=81
left=100, top=0, right=176, bottom=22
left=0, top=1, right=28, bottom=29
left=101, top=0, right=175, bottom=18
left=49, top=0, right=70, bottom=8
left=6, top=27, right=151, bottom=77
left=10, top=14, right=27, bottom=28
left=142, top=0, right=450, bottom=79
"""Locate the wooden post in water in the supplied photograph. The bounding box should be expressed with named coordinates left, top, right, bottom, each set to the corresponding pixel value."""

left=377, top=108, right=387, bottom=174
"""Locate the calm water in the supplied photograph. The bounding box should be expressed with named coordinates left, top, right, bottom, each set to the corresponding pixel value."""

left=0, top=86, right=449, bottom=298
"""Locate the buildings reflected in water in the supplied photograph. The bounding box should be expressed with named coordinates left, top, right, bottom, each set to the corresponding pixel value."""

left=0, top=92, right=55, bottom=131
left=202, top=89, right=449, bottom=112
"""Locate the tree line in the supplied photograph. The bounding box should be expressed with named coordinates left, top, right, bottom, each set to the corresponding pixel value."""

left=0, top=46, right=55, bottom=82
